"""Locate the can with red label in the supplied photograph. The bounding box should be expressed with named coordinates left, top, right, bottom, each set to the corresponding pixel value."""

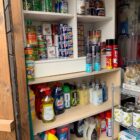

left=106, top=39, right=113, bottom=69
left=112, top=39, right=118, bottom=68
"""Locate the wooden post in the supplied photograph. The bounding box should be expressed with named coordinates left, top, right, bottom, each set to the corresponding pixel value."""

left=10, top=0, right=31, bottom=139
left=0, top=0, right=16, bottom=139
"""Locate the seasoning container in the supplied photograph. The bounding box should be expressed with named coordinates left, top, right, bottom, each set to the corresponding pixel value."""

left=41, top=87, right=55, bottom=123
left=114, top=105, right=123, bottom=123
left=133, top=106, right=140, bottom=129
left=122, top=107, right=133, bottom=127
left=124, top=102, right=135, bottom=111
left=26, top=60, right=35, bottom=81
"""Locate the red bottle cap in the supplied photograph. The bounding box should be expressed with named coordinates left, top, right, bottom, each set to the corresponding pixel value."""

left=44, top=87, right=51, bottom=96
left=106, top=111, right=112, bottom=118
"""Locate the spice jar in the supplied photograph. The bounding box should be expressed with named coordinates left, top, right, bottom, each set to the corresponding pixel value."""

left=122, top=107, right=133, bottom=127
left=114, top=105, right=122, bottom=123
left=133, top=106, right=140, bottom=129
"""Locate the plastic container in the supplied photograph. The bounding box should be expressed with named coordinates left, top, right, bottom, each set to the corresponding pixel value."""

left=74, top=120, right=84, bottom=137
left=63, top=84, right=71, bottom=109
left=41, top=87, right=55, bottom=123
left=106, top=111, right=112, bottom=137
left=53, top=84, right=65, bottom=115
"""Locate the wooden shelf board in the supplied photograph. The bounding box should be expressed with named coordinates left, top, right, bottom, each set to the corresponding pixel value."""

left=23, top=10, right=74, bottom=21
left=28, top=68, right=120, bottom=85
left=0, top=119, right=14, bottom=132
left=33, top=101, right=118, bottom=135
left=77, top=15, right=112, bottom=23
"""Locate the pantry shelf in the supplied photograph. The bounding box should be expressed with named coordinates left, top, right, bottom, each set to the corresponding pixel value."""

left=33, top=101, right=118, bottom=135
left=71, top=132, right=117, bottom=140
left=28, top=68, right=120, bottom=85
left=23, top=10, right=74, bottom=22
left=77, top=15, right=112, bottom=23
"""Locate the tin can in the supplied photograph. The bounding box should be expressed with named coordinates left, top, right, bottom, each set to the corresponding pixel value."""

left=133, top=106, right=140, bottom=129
left=26, top=60, right=35, bottom=80
left=38, top=48, right=47, bottom=60
left=25, top=44, right=35, bottom=60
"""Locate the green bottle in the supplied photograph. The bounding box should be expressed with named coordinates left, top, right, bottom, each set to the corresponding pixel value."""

left=63, top=84, right=71, bottom=109
left=71, top=85, right=78, bottom=106
left=33, top=0, right=42, bottom=11
left=45, top=0, right=52, bottom=12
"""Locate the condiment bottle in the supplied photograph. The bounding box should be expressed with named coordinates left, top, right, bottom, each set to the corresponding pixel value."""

left=89, top=82, right=95, bottom=104
left=63, top=84, right=71, bottom=109
left=41, top=87, right=55, bottom=123
left=53, top=84, right=65, bottom=115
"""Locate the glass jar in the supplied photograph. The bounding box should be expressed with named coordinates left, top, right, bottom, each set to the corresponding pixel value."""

left=122, top=107, right=133, bottom=127
left=133, top=105, right=140, bottom=129
left=114, top=105, right=122, bottom=123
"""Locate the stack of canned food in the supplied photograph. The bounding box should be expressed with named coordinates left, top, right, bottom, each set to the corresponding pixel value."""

left=77, top=0, right=105, bottom=16
left=23, top=0, right=68, bottom=13
left=114, top=102, right=140, bottom=129
left=25, top=20, right=73, bottom=80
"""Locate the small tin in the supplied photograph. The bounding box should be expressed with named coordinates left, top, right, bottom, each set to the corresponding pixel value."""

left=26, top=60, right=34, bottom=80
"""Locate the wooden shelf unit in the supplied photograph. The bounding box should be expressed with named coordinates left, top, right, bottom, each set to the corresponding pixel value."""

left=33, top=101, right=119, bottom=135
left=77, top=15, right=112, bottom=23
left=29, top=68, right=120, bottom=85
left=23, top=10, right=74, bottom=22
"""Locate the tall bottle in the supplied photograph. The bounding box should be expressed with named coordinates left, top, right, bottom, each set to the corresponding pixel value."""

left=53, top=84, right=65, bottom=115
left=86, top=45, right=92, bottom=73
left=41, top=87, right=55, bottom=123
left=63, top=84, right=71, bottom=109
left=89, top=82, right=95, bottom=104
left=101, top=81, right=108, bottom=102
left=71, top=85, right=78, bottom=106
left=93, top=83, right=103, bottom=105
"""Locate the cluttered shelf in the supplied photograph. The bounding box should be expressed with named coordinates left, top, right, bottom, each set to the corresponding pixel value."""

left=33, top=101, right=118, bottom=135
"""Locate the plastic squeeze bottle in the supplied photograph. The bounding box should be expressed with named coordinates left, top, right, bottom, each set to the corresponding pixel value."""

left=41, top=87, right=55, bottom=123
left=63, top=84, right=71, bottom=109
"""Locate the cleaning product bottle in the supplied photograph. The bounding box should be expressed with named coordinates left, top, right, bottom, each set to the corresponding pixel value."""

left=93, top=82, right=103, bottom=105
left=63, top=84, right=71, bottom=109
left=83, top=118, right=90, bottom=139
left=53, top=83, right=65, bottom=115
left=101, top=81, right=108, bottom=102
left=41, top=87, right=55, bottom=123
left=106, top=111, right=112, bottom=137
left=74, top=119, right=84, bottom=137
left=89, top=82, right=95, bottom=104
left=87, top=119, right=98, bottom=140
left=71, top=84, right=78, bottom=106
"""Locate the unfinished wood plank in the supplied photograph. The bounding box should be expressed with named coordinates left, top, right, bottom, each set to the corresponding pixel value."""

left=0, top=119, right=15, bottom=132
left=0, top=0, right=16, bottom=139
left=10, top=0, right=31, bottom=140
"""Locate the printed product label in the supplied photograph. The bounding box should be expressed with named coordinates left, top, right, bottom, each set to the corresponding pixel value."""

left=42, top=104, right=54, bottom=121
left=122, top=112, right=132, bottom=127
left=133, top=112, right=140, bottom=129
left=114, top=108, right=122, bottom=123
left=106, top=119, right=112, bottom=137
left=55, top=96, right=64, bottom=110
left=64, top=93, right=70, bottom=108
